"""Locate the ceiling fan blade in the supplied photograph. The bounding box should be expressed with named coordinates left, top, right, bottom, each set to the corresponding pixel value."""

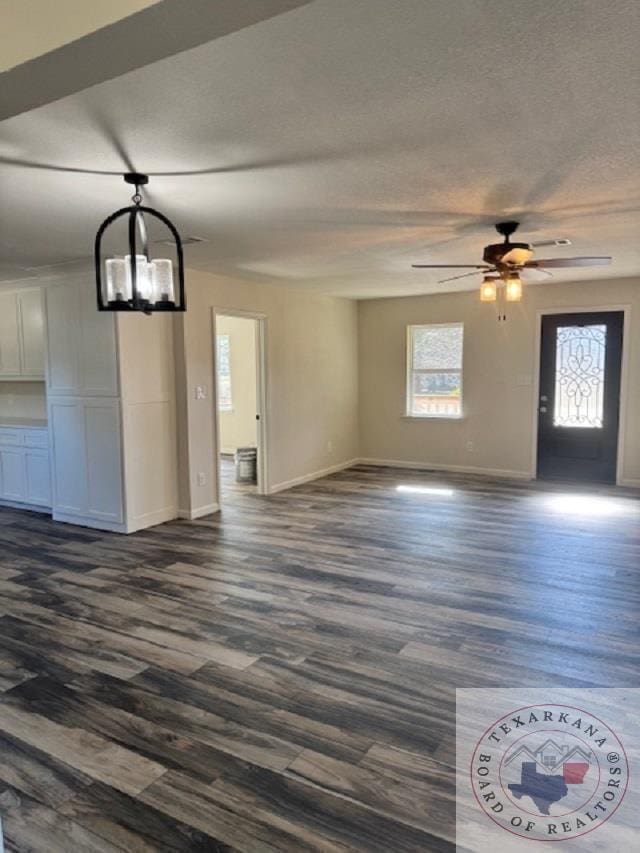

left=412, top=264, right=490, bottom=269
left=531, top=238, right=571, bottom=248
left=438, top=269, right=494, bottom=284
left=521, top=266, right=553, bottom=280
left=525, top=257, right=612, bottom=269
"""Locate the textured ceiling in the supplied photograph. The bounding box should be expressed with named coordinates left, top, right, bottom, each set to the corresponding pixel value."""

left=1, top=0, right=639, bottom=298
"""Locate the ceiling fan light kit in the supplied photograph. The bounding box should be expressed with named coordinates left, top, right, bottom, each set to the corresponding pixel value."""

left=411, top=221, right=611, bottom=315
left=95, top=173, right=186, bottom=314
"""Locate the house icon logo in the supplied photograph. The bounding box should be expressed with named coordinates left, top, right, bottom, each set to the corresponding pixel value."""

left=503, top=738, right=593, bottom=816
left=470, top=703, right=629, bottom=842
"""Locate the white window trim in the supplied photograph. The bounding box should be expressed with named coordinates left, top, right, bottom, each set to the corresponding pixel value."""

left=405, top=322, right=464, bottom=419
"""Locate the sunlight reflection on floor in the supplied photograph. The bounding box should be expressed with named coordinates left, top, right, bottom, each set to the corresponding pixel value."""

left=541, top=492, right=639, bottom=518
left=396, top=484, right=456, bottom=497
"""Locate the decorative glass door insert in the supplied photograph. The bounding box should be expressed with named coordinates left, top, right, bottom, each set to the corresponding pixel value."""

left=554, top=324, right=606, bottom=428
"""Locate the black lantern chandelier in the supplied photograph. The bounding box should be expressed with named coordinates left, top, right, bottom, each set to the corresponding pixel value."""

left=95, top=173, right=185, bottom=314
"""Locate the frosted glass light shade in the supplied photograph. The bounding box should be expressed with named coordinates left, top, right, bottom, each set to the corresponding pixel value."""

left=480, top=278, right=497, bottom=302
left=125, top=254, right=152, bottom=301
left=150, top=259, right=175, bottom=303
left=505, top=274, right=523, bottom=302
left=105, top=258, right=131, bottom=303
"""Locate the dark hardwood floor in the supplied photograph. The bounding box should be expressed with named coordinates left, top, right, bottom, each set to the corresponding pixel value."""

left=0, top=465, right=638, bottom=851
left=219, top=455, right=258, bottom=497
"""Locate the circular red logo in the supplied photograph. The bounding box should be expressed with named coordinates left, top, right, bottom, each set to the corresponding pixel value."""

left=470, top=703, right=629, bottom=841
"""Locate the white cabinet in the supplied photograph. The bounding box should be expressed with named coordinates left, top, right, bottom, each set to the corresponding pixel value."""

left=18, top=290, right=46, bottom=376
left=49, top=397, right=123, bottom=526
left=0, top=427, right=51, bottom=507
left=25, top=450, right=51, bottom=506
left=49, top=400, right=86, bottom=514
left=46, top=280, right=118, bottom=397
left=0, top=292, right=22, bottom=376
left=0, top=448, right=27, bottom=501
left=45, top=276, right=177, bottom=533
left=0, top=289, right=45, bottom=379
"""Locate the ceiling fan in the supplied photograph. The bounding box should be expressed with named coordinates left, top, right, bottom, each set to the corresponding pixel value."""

left=412, top=221, right=611, bottom=305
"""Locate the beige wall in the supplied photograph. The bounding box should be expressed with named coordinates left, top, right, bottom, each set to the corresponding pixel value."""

left=176, top=269, right=359, bottom=515
left=358, top=277, right=640, bottom=486
left=1, top=0, right=160, bottom=70
left=216, top=315, right=257, bottom=454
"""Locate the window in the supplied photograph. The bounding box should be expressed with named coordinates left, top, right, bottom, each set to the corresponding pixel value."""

left=216, top=334, right=232, bottom=411
left=406, top=323, right=463, bottom=417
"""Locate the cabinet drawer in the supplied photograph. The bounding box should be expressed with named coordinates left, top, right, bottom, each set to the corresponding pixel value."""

left=0, top=429, right=23, bottom=446
left=24, top=429, right=48, bottom=449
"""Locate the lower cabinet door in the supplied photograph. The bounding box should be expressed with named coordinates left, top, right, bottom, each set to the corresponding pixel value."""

left=84, top=399, right=123, bottom=523
left=49, top=397, right=123, bottom=524
left=25, top=450, right=51, bottom=506
left=0, top=448, right=27, bottom=502
left=49, top=399, right=87, bottom=514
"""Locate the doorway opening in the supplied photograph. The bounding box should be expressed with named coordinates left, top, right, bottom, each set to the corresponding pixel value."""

left=536, top=311, right=624, bottom=485
left=213, top=311, right=267, bottom=503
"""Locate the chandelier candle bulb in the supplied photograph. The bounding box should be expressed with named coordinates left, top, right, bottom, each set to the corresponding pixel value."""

left=105, top=257, right=131, bottom=303
left=125, top=254, right=153, bottom=302
left=150, top=258, right=175, bottom=303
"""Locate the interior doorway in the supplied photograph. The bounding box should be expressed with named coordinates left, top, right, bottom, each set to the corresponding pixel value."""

left=536, top=311, right=624, bottom=484
left=213, top=311, right=267, bottom=502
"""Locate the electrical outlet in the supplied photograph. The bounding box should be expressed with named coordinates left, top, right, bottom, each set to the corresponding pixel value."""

left=195, top=385, right=206, bottom=400
left=466, top=440, right=474, bottom=452
left=327, top=440, right=333, bottom=453
left=197, top=472, right=206, bottom=486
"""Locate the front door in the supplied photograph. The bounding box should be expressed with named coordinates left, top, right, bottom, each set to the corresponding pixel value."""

left=537, top=311, right=624, bottom=484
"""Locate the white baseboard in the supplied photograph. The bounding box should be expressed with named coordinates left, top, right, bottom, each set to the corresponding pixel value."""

left=178, top=502, right=220, bottom=520
left=618, top=478, right=640, bottom=489
left=52, top=511, right=128, bottom=533
left=268, top=458, right=359, bottom=494
left=356, top=457, right=532, bottom=480
left=126, top=506, right=178, bottom=533
left=0, top=499, right=50, bottom=515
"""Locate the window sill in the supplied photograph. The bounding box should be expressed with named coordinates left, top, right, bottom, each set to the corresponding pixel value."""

left=402, top=414, right=465, bottom=421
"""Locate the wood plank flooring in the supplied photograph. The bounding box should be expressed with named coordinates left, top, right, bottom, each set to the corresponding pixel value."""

left=0, top=464, right=639, bottom=851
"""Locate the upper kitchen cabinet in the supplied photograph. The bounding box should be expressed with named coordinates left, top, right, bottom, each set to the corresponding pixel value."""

left=18, top=289, right=46, bottom=376
left=45, top=277, right=119, bottom=397
left=0, top=288, right=45, bottom=380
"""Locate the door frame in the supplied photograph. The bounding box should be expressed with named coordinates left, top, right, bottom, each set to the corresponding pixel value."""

left=212, top=308, right=269, bottom=500
left=530, top=304, right=631, bottom=485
